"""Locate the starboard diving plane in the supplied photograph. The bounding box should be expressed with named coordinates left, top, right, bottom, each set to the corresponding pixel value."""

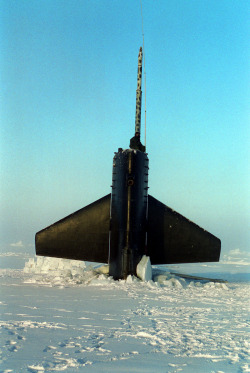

left=35, top=47, right=221, bottom=280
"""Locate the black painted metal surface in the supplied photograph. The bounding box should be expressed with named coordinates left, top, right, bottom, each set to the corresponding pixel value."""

left=35, top=194, right=110, bottom=263
left=109, top=149, right=149, bottom=279
left=147, top=195, right=221, bottom=264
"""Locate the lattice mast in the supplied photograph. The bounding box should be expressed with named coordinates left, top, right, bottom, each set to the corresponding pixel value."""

left=135, top=47, right=143, bottom=134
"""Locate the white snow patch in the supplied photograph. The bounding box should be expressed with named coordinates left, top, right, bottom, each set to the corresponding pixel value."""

left=203, top=281, right=229, bottom=290
left=0, top=251, right=30, bottom=257
left=222, top=248, right=250, bottom=266
left=10, top=240, right=24, bottom=247
left=27, top=365, right=45, bottom=372
left=136, top=255, right=152, bottom=281
left=24, top=256, right=87, bottom=274
left=95, top=264, right=109, bottom=275
left=241, top=363, right=250, bottom=372
left=23, top=257, right=98, bottom=287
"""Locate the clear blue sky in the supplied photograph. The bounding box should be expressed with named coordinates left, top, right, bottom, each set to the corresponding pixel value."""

left=1, top=0, right=249, bottom=256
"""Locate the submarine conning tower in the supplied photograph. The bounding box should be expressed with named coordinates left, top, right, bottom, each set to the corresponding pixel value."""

left=109, top=149, right=149, bottom=280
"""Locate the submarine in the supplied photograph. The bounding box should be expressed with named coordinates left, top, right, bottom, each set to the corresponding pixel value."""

left=35, top=47, right=221, bottom=280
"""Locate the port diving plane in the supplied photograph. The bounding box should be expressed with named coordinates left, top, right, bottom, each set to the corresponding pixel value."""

left=35, top=47, right=221, bottom=280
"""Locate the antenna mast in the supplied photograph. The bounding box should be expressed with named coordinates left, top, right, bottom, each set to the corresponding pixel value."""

left=135, top=47, right=143, bottom=135
left=140, top=0, right=146, bottom=146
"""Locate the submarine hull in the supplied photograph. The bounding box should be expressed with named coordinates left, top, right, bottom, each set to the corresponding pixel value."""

left=35, top=46, right=221, bottom=280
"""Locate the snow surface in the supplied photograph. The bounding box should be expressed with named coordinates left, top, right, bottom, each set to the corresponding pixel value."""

left=0, top=251, right=249, bottom=373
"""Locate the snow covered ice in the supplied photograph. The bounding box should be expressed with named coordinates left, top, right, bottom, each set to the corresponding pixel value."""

left=0, top=250, right=249, bottom=372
